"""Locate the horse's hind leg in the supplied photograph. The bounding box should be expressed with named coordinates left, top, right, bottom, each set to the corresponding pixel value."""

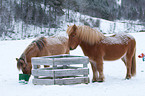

left=125, top=57, right=132, bottom=79
left=121, top=56, right=132, bottom=79
left=122, top=54, right=132, bottom=79
left=125, top=40, right=136, bottom=79
left=90, top=60, right=98, bottom=82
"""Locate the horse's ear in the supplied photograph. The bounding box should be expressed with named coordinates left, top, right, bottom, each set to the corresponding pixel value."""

left=67, top=25, right=69, bottom=27
left=16, top=58, right=19, bottom=61
left=74, top=24, right=76, bottom=27
left=73, top=24, right=77, bottom=30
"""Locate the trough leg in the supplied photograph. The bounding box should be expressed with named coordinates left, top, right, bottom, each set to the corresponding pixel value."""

left=83, top=62, right=89, bottom=83
left=33, top=65, right=38, bottom=79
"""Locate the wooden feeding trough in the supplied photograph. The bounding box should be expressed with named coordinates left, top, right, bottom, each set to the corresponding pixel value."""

left=31, top=54, right=90, bottom=85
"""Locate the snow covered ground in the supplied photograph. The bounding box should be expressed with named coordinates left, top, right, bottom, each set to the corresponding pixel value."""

left=0, top=32, right=145, bottom=96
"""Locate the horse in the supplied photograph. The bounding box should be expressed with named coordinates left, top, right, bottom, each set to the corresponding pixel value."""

left=16, top=36, right=69, bottom=74
left=66, top=24, right=136, bottom=82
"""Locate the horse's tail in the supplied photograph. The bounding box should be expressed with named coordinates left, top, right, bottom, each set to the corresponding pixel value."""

left=131, top=49, right=136, bottom=76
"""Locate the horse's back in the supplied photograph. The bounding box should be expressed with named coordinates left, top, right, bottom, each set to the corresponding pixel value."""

left=101, top=33, right=135, bottom=45
left=44, top=36, right=69, bottom=55
left=100, top=33, right=136, bottom=61
left=45, top=36, right=68, bottom=45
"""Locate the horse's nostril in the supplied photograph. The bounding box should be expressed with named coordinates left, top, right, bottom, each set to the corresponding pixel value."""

left=70, top=47, right=73, bottom=50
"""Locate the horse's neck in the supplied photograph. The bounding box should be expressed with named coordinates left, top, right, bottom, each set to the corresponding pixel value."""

left=80, top=42, right=93, bottom=55
left=25, top=48, right=38, bottom=62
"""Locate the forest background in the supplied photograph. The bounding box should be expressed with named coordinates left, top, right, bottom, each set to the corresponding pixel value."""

left=1, top=0, right=145, bottom=40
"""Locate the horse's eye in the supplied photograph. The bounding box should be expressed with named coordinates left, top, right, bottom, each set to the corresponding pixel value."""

left=72, top=35, right=75, bottom=37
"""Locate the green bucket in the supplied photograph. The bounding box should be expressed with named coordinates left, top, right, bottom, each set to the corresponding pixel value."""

left=143, top=56, right=145, bottom=61
left=19, top=74, right=31, bottom=84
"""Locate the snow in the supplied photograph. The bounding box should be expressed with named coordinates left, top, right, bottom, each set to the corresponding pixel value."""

left=1, top=32, right=145, bottom=96
left=116, top=0, right=122, bottom=6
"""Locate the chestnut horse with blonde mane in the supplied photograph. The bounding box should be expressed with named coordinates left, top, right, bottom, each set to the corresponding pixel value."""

left=67, top=24, right=136, bottom=82
left=16, top=36, right=69, bottom=74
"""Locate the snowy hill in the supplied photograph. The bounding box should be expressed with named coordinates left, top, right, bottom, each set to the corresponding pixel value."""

left=1, top=9, right=145, bottom=40
left=0, top=32, right=145, bottom=96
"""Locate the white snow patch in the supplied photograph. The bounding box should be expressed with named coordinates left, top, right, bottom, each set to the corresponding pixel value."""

left=116, top=0, right=122, bottom=6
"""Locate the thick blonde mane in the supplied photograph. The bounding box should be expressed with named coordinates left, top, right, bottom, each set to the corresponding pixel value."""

left=67, top=25, right=105, bottom=45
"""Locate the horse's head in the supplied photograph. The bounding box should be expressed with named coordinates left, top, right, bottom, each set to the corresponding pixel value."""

left=66, top=24, right=81, bottom=50
left=16, top=54, right=32, bottom=74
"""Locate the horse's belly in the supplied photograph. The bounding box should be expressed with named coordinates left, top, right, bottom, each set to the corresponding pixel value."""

left=102, top=44, right=128, bottom=61
left=103, top=49, right=126, bottom=61
left=104, top=55, right=124, bottom=61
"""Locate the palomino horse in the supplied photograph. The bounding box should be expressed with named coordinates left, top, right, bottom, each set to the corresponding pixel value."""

left=66, top=24, right=136, bottom=82
left=16, top=36, right=69, bottom=74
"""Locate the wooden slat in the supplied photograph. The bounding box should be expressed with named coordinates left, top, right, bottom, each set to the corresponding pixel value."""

left=32, top=69, right=54, bottom=77
left=54, top=68, right=89, bottom=77
left=53, top=58, right=89, bottom=66
left=55, top=77, right=89, bottom=85
left=32, top=77, right=89, bottom=85
left=32, top=68, right=89, bottom=77
left=33, top=79, right=54, bottom=85
left=31, top=54, right=89, bottom=66
left=31, top=57, right=53, bottom=65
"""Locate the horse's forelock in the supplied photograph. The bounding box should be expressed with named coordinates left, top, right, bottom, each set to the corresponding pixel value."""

left=66, top=26, right=73, bottom=35
left=17, top=59, right=22, bottom=70
left=17, top=57, right=24, bottom=70
left=17, top=53, right=28, bottom=71
left=66, top=25, right=77, bottom=35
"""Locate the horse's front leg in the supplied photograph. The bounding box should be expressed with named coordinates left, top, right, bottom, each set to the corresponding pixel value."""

left=90, top=60, right=98, bottom=82
left=96, top=59, right=104, bottom=82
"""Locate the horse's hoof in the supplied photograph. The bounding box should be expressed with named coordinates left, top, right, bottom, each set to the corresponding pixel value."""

left=97, top=78, right=104, bottom=82
left=126, top=75, right=131, bottom=80
left=97, top=80, right=104, bottom=83
left=92, top=80, right=97, bottom=83
left=125, top=77, right=131, bottom=80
